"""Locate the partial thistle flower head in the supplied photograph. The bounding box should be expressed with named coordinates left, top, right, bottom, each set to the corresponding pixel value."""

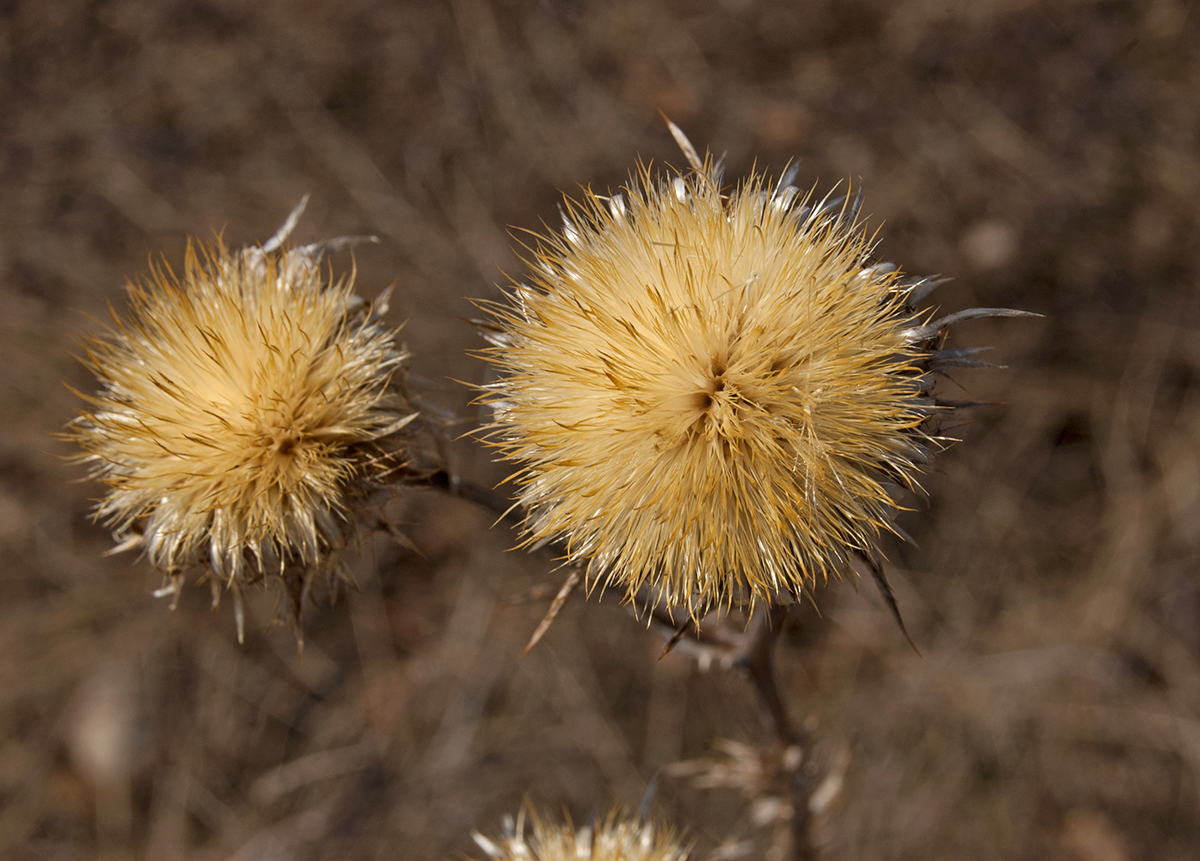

left=68, top=197, right=416, bottom=636
left=481, top=124, right=1028, bottom=615
left=472, top=806, right=688, bottom=861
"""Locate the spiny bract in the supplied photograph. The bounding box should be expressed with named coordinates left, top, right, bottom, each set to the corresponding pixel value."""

left=68, top=203, right=414, bottom=632
left=482, top=135, right=1020, bottom=613
left=472, top=807, right=688, bottom=861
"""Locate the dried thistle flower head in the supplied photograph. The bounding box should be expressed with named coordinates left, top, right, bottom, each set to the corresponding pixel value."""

left=482, top=127, right=1025, bottom=614
left=472, top=807, right=688, bottom=861
left=68, top=199, right=415, bottom=634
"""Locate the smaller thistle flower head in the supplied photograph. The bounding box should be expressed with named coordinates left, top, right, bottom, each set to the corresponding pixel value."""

left=472, top=807, right=688, bottom=861
left=68, top=200, right=415, bottom=631
left=482, top=128, right=1024, bottom=615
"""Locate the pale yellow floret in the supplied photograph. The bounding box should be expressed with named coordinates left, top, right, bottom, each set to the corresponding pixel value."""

left=484, top=165, right=931, bottom=612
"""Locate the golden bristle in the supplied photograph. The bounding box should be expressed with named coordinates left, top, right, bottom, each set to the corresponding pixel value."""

left=482, top=153, right=946, bottom=614
left=472, top=807, right=689, bottom=861
left=68, top=211, right=414, bottom=631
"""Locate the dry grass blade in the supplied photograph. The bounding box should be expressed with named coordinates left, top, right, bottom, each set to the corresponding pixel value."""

left=522, top=567, right=582, bottom=655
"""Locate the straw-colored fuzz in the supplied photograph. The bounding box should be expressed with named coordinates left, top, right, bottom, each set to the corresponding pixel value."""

left=70, top=239, right=410, bottom=599
left=473, top=808, right=689, bottom=861
left=484, top=168, right=930, bottom=611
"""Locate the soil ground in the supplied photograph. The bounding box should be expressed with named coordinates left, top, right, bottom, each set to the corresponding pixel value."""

left=3, top=0, right=1200, bottom=858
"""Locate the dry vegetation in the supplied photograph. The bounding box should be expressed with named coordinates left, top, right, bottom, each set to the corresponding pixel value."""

left=3, top=0, right=1199, bottom=858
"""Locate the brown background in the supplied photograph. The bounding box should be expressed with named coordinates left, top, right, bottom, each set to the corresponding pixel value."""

left=3, top=0, right=1199, bottom=858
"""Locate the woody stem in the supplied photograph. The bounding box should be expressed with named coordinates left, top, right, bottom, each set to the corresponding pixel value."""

left=736, top=604, right=800, bottom=743
left=735, top=604, right=816, bottom=861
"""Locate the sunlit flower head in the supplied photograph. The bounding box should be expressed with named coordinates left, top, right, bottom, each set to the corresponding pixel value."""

left=481, top=128, right=1021, bottom=613
left=68, top=200, right=415, bottom=633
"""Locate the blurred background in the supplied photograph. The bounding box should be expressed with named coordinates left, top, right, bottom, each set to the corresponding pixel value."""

left=3, top=0, right=1199, bottom=858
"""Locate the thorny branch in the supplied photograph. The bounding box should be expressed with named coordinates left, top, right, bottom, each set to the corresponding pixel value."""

left=633, top=592, right=819, bottom=861
left=743, top=607, right=817, bottom=861
left=414, top=468, right=520, bottom=527
left=737, top=605, right=803, bottom=746
left=424, top=469, right=824, bottom=859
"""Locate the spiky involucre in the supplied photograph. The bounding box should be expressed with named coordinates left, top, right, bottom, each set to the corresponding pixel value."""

left=472, top=808, right=689, bottom=861
left=483, top=165, right=935, bottom=611
left=70, top=235, right=412, bottom=614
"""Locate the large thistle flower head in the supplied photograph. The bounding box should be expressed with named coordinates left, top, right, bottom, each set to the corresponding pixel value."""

left=472, top=807, right=689, bottom=861
left=482, top=128, right=1022, bottom=614
left=68, top=200, right=415, bottom=632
